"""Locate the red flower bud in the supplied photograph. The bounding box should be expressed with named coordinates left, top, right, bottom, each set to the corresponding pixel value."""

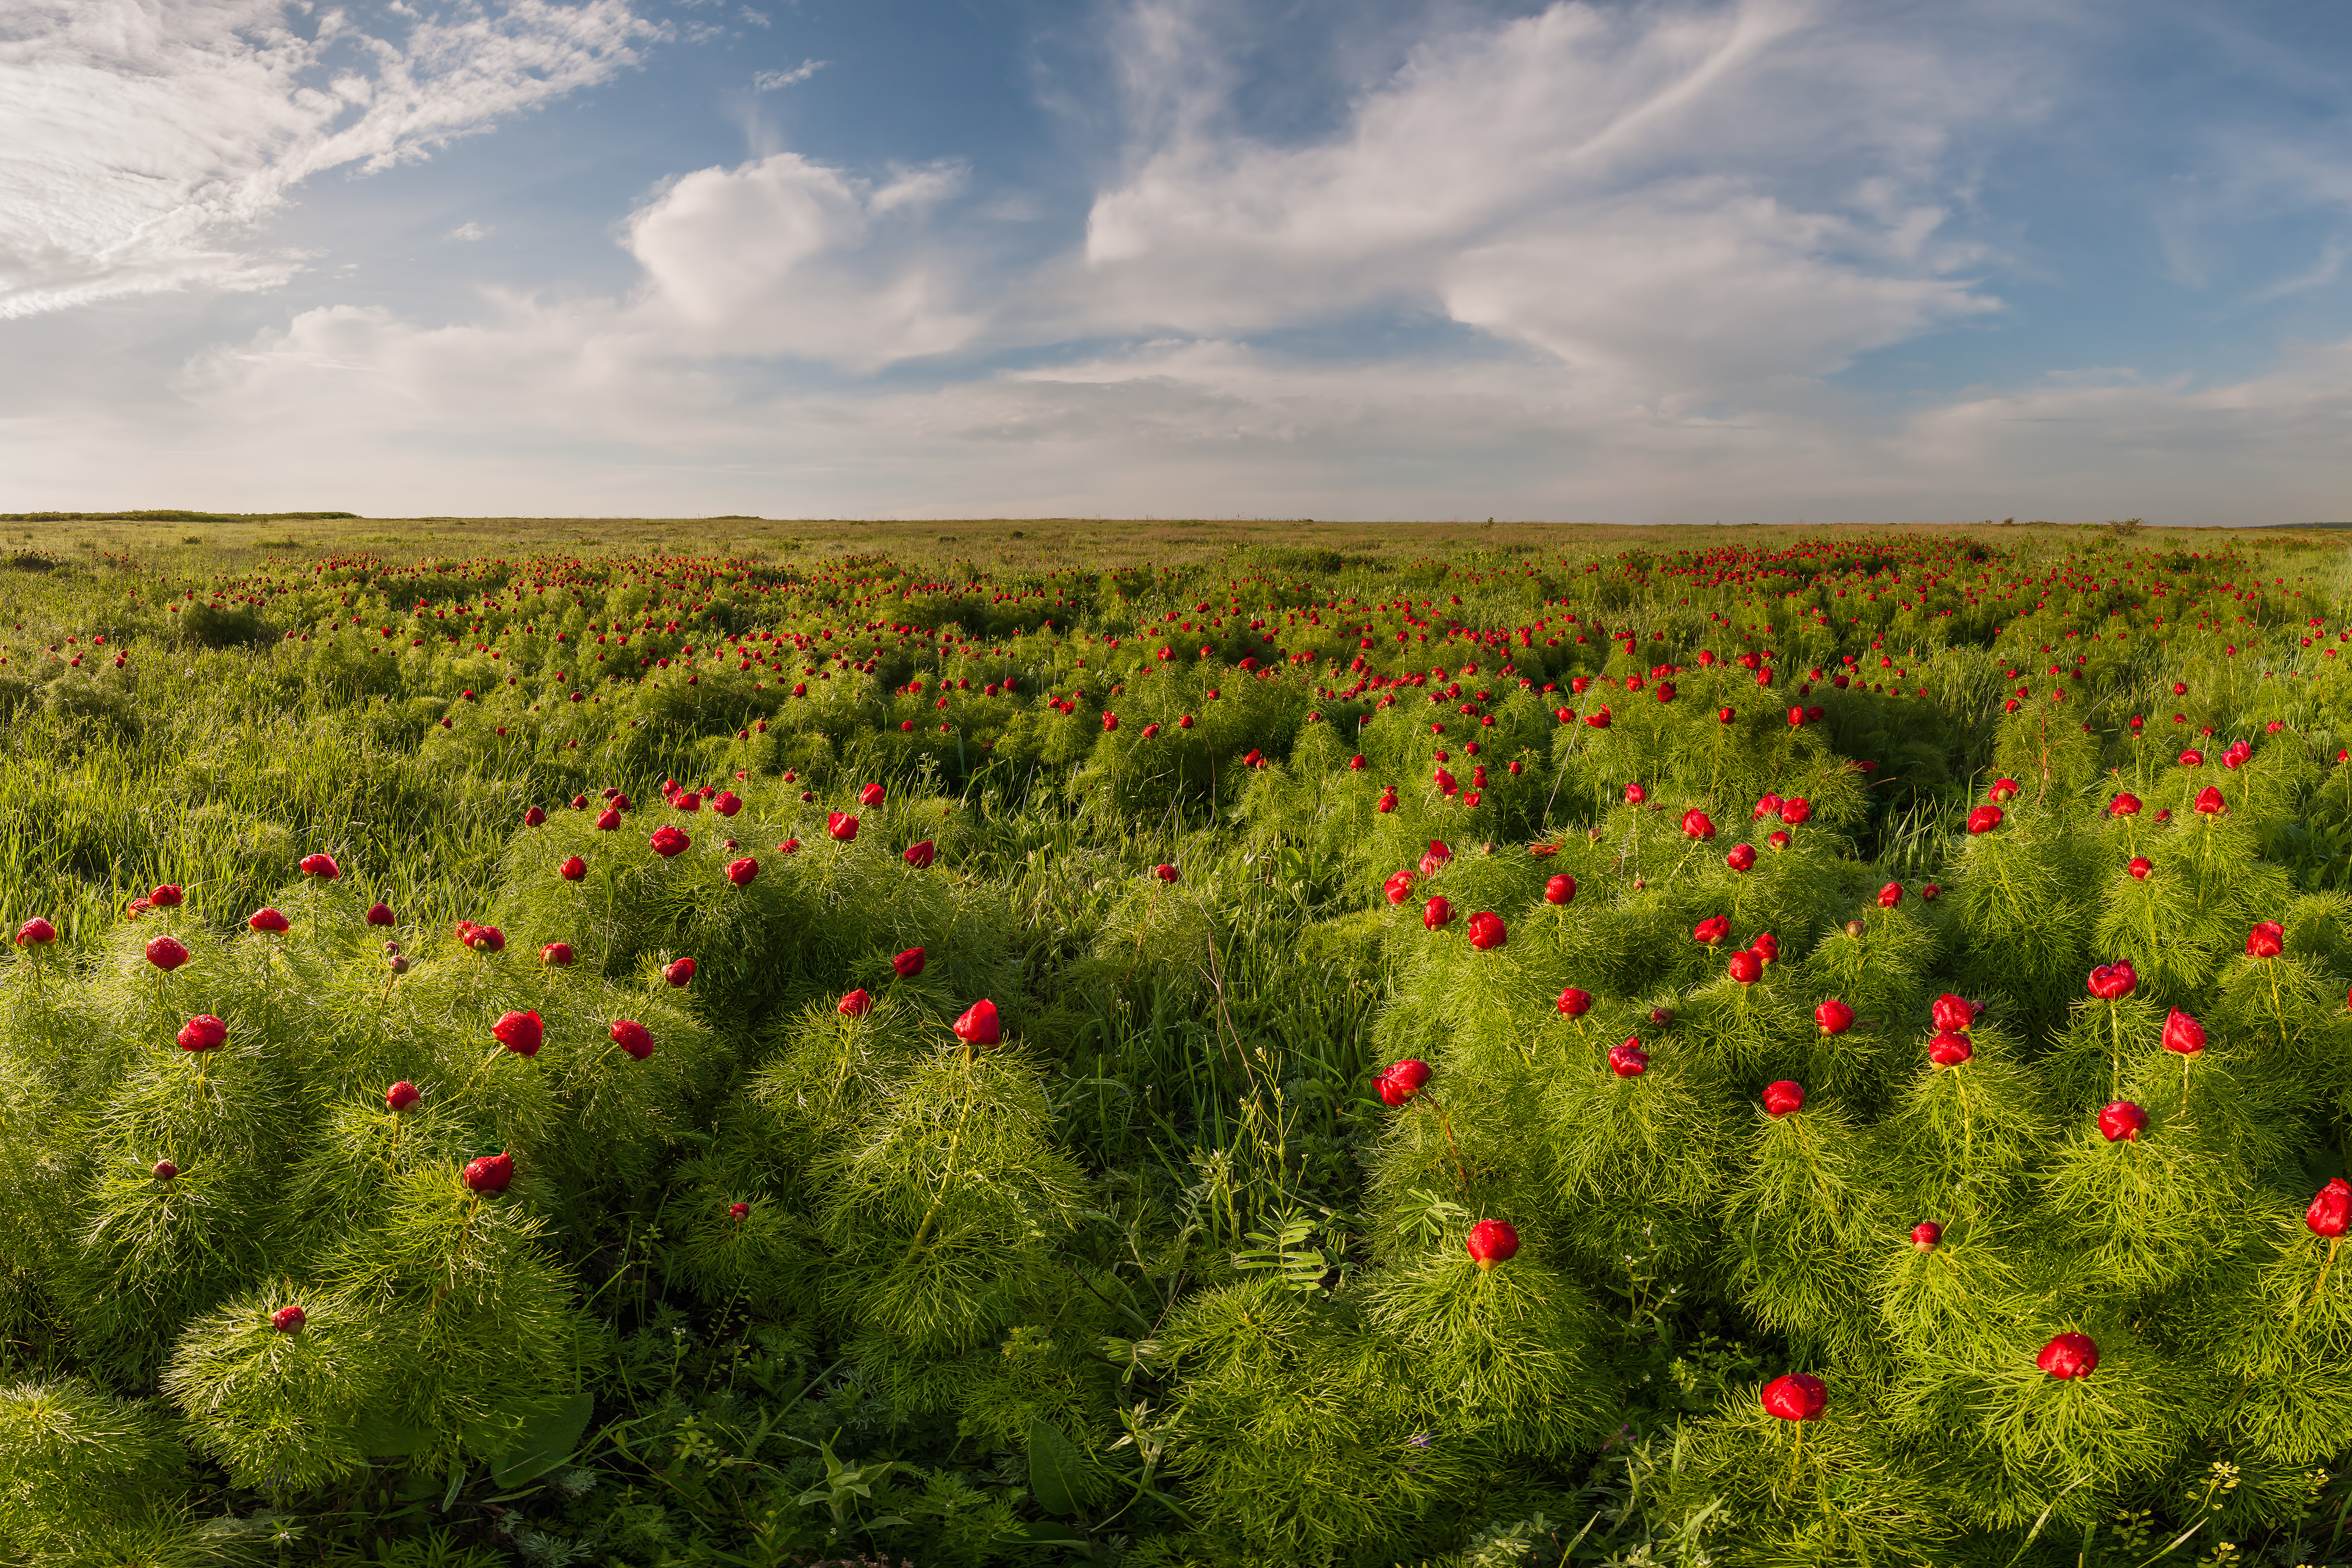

left=1877, top=882, right=1903, bottom=908
left=2194, top=786, right=2224, bottom=814
left=560, top=856, right=587, bottom=881
left=610, top=1019, right=654, bottom=1059
left=365, top=901, right=394, bottom=925
left=1966, top=804, right=2003, bottom=834
left=1383, top=870, right=1414, bottom=905
left=1760, top=1372, right=1826, bottom=1421
left=1931, top=994, right=1977, bottom=1032
left=663, top=958, right=696, bottom=987
left=149, top=884, right=183, bottom=908
left=1910, top=1220, right=1941, bottom=1250
left=145, top=935, right=190, bottom=971
left=2307, top=1178, right=2350, bottom=1238
left=1465, top=1218, right=1519, bottom=1269
left=650, top=825, right=690, bottom=858
left=152, top=1159, right=178, bottom=1181
left=1761, top=1080, right=1803, bottom=1117
left=464, top=1151, right=514, bottom=1193
left=1467, top=911, right=1507, bottom=950
left=1681, top=809, right=1716, bottom=840
left=1608, top=1039, right=1650, bottom=1077
left=1423, top=896, right=1455, bottom=931
left=540, top=941, right=574, bottom=966
left=2248, top=920, right=2285, bottom=958
left=2097, top=1100, right=2148, bottom=1142
left=1694, top=915, right=1730, bottom=946
left=247, top=907, right=289, bottom=934
left=176, top=1013, right=227, bottom=1052
left=953, top=998, right=1001, bottom=1045
left=1377, top=1058, right=1431, bottom=1106
left=729, top=1201, right=750, bottom=1220
left=273, top=1305, right=306, bottom=1334
left=1557, top=986, right=1591, bottom=1017
left=299, top=853, right=341, bottom=880
left=2086, top=961, right=2137, bottom=1000
left=1726, top=844, right=1757, bottom=872
left=1754, top=793, right=1784, bottom=820
left=1419, top=840, right=1453, bottom=876
left=1544, top=873, right=1576, bottom=904
left=859, top=782, right=886, bottom=808
left=1624, top=783, right=1647, bottom=805
left=1727, top=950, right=1763, bottom=985
left=595, top=807, right=621, bottom=830
left=903, top=839, right=936, bottom=869
left=493, top=1009, right=543, bottom=1056
left=893, top=946, right=927, bottom=978
left=726, top=856, right=757, bottom=886
left=837, top=988, right=872, bottom=1016
left=2160, top=1007, right=2205, bottom=1055
left=1989, top=778, right=2020, bottom=802
left=1929, top=1032, right=1973, bottom=1067
left=386, top=1080, right=421, bottom=1112
left=827, top=812, right=859, bottom=841
left=1815, top=998, right=1854, bottom=1034
left=2037, top=1332, right=2097, bottom=1379
left=2109, top=793, right=2141, bottom=817
left=2127, top=857, right=2152, bottom=880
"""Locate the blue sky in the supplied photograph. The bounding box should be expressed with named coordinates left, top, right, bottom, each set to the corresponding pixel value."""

left=3, top=0, right=2350, bottom=523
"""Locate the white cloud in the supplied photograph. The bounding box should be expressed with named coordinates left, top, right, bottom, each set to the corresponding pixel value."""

left=448, top=221, right=489, bottom=241
left=0, top=0, right=662, bottom=319
left=753, top=58, right=826, bottom=90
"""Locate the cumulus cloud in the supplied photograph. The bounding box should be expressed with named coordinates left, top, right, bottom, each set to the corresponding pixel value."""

left=0, top=0, right=660, bottom=319
left=752, top=58, right=826, bottom=89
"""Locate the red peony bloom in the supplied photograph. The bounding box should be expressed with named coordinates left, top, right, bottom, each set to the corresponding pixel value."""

left=493, top=1009, right=544, bottom=1056
left=2097, top=1100, right=2148, bottom=1142
left=893, top=946, right=926, bottom=978
left=248, top=907, right=289, bottom=934
left=1423, top=895, right=1455, bottom=931
left=711, top=791, right=742, bottom=817
left=1967, top=804, right=2003, bottom=834
left=1929, top=1031, right=1973, bottom=1067
left=1376, top=1058, right=1432, bottom=1106
left=610, top=1019, right=655, bottom=1059
left=1780, top=796, right=1812, bottom=826
left=365, top=901, right=394, bottom=925
left=2109, top=793, right=2141, bottom=817
left=1465, top=1218, right=1519, bottom=1269
left=837, top=988, right=873, bottom=1017
left=2194, top=786, right=2224, bottom=814
left=1931, top=994, right=1977, bottom=1032
left=149, top=884, right=183, bottom=907
left=725, top=856, right=758, bottom=887
left=273, top=1305, right=307, bottom=1334
left=1815, top=998, right=1854, bottom=1034
left=560, top=856, right=587, bottom=881
left=1727, top=844, right=1757, bottom=872
left=663, top=958, right=696, bottom=987
left=2037, top=1332, right=2098, bottom=1380
left=953, top=998, right=1001, bottom=1045
left=1557, top=986, right=1592, bottom=1017
left=524, top=805, right=547, bottom=827
left=1467, top=911, right=1507, bottom=950
left=827, top=812, right=859, bottom=841
left=650, top=825, right=691, bottom=858
left=145, top=935, right=190, bottom=971
left=2248, top=920, right=2285, bottom=958
left=903, top=840, right=936, bottom=869
left=464, top=924, right=504, bottom=953
left=2086, top=961, right=2137, bottom=1000
left=1694, top=915, right=1730, bottom=946
left=1760, top=1373, right=1826, bottom=1421
left=1624, top=783, right=1647, bottom=805
left=2161, top=1007, right=2205, bottom=1055
left=299, top=853, right=341, bottom=880
left=1609, top=1039, right=1650, bottom=1077
left=386, top=1080, right=421, bottom=1112
left=1383, top=870, right=1415, bottom=905
left=729, top=1201, right=750, bottom=1220
left=1544, top=873, right=1576, bottom=904
left=2127, top=857, right=2152, bottom=880
left=540, top=941, right=575, bottom=967
left=176, top=1014, right=227, bottom=1052
left=1877, top=882, right=1903, bottom=908
left=1419, top=840, right=1454, bottom=876
left=2307, top=1178, right=2351, bottom=1238
left=1154, top=863, right=1179, bottom=882
left=1761, top=1080, right=1804, bottom=1117
left=1910, top=1220, right=1941, bottom=1250
left=1727, top=950, right=1763, bottom=985
left=1988, top=778, right=2020, bottom=803
left=464, top=1151, right=514, bottom=1193
left=1681, top=809, right=1717, bottom=840
left=595, top=807, right=621, bottom=831
left=859, top=782, right=886, bottom=808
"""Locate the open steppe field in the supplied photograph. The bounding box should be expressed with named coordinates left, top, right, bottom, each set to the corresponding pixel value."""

left=16, top=516, right=2352, bottom=1568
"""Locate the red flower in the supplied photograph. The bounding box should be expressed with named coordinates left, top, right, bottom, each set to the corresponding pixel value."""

left=1761, top=1080, right=1803, bottom=1117
left=1966, top=804, right=2003, bottom=834
left=1544, top=873, right=1575, bottom=904
left=1624, top=783, right=1648, bottom=805
left=152, top=1159, right=177, bottom=1180
left=2194, top=786, right=2224, bottom=814
left=729, top=1201, right=750, bottom=1220
left=711, top=791, right=742, bottom=817
left=903, top=840, right=936, bottom=869
left=953, top=998, right=1001, bottom=1045
left=1422, top=896, right=1455, bottom=931
left=837, top=988, right=873, bottom=1016
left=248, top=907, right=289, bottom=934
left=1753, top=793, right=1784, bottom=820
left=1654, top=682, right=1676, bottom=704
left=1910, top=1220, right=1941, bottom=1250
left=1376, top=788, right=1398, bottom=814
left=365, top=901, right=394, bottom=926
left=145, top=935, right=190, bottom=971
left=1760, top=1373, right=1826, bottom=1422
left=273, top=1305, right=307, bottom=1334
left=1465, top=1218, right=1519, bottom=1269
left=2038, top=1332, right=2098, bottom=1380
left=1718, top=706, right=1735, bottom=723
left=595, top=807, right=621, bottom=830
left=386, top=1080, right=421, bottom=1112
left=827, top=812, right=859, bottom=841
left=177, top=1014, right=227, bottom=1052
left=1419, top=840, right=1453, bottom=876
left=1467, top=912, right=1507, bottom=950
left=1101, top=712, right=1119, bottom=731
left=2307, top=1179, right=2351, bottom=1238
left=1929, top=1032, right=1973, bottom=1067
left=2248, top=920, right=2285, bottom=958
left=2128, top=856, right=2152, bottom=880
left=1585, top=706, right=1611, bottom=729
left=2086, top=961, right=2137, bottom=1000
left=1988, top=778, right=2020, bottom=803
left=859, top=783, right=886, bottom=808
left=1877, top=882, right=1903, bottom=908
left=14, top=917, right=57, bottom=946
left=1383, top=870, right=1414, bottom=905
left=1693, top=915, right=1730, bottom=946
left=493, top=1009, right=544, bottom=1056
left=1815, top=999, right=1854, bottom=1034
left=1681, top=809, right=1716, bottom=840
left=464, top=1151, right=514, bottom=1193
left=524, top=806, right=547, bottom=827
left=661, top=958, right=695, bottom=987
left=300, top=853, right=341, bottom=880
left=464, top=924, right=504, bottom=953
left=1557, top=987, right=1591, bottom=1017
left=650, top=825, right=691, bottom=858
left=149, top=884, right=183, bottom=907
left=1726, top=844, right=1756, bottom=872
left=1754, top=931, right=1779, bottom=966
left=1376, top=1058, right=1431, bottom=1106
left=726, top=856, right=758, bottom=886
left=1727, top=950, right=1763, bottom=985
left=1780, top=797, right=1812, bottom=826
left=2097, top=1100, right=2148, bottom=1142
left=540, top=941, right=575, bottom=967
left=610, top=1019, right=655, bottom=1059
left=2178, top=748, right=2205, bottom=767
left=1608, top=1039, right=1650, bottom=1077
left=2109, top=793, right=2141, bottom=817
left=1931, top=994, right=1977, bottom=1032
left=1154, top=863, right=1179, bottom=882
left=2154, top=1007, right=2206, bottom=1055
left=893, top=946, right=926, bottom=978
left=560, top=856, right=587, bottom=881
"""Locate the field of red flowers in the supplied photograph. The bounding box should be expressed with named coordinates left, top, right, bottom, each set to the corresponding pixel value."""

left=8, top=526, right=2352, bottom=1567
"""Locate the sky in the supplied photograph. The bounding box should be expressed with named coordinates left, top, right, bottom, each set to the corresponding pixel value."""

left=2, top=0, right=2350, bottom=524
